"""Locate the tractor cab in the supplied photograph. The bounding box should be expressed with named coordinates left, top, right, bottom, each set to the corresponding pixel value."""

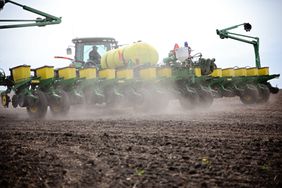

left=68, top=37, right=118, bottom=68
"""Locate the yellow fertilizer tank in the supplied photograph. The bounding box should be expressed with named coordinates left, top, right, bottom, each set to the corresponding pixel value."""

left=101, top=41, right=159, bottom=69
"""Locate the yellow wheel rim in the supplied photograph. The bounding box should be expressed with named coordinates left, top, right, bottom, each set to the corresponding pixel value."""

left=1, top=95, right=7, bottom=106
left=244, top=95, right=251, bottom=101
left=30, top=106, right=38, bottom=113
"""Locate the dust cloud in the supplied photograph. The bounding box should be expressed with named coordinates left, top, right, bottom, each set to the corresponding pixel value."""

left=1, top=88, right=280, bottom=121
left=45, top=93, right=242, bottom=121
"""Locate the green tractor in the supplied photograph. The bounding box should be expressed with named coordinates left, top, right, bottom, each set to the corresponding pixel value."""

left=65, top=38, right=171, bottom=111
left=63, top=37, right=121, bottom=107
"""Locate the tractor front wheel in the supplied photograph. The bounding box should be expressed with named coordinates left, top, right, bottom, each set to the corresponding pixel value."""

left=26, top=90, right=48, bottom=119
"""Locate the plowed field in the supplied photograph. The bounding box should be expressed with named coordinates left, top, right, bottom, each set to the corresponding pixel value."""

left=1, top=93, right=281, bottom=187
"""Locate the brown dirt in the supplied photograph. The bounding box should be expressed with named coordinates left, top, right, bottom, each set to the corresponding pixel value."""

left=0, top=93, right=282, bottom=188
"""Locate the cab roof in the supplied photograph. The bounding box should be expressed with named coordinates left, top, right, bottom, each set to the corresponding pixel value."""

left=72, top=37, right=117, bottom=44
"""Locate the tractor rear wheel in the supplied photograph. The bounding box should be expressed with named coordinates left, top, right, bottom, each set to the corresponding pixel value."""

left=239, top=84, right=259, bottom=105
left=257, top=84, right=270, bottom=103
left=26, top=90, right=48, bottom=119
left=50, top=90, right=70, bottom=116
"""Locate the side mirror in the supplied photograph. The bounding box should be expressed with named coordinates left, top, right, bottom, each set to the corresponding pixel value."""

left=66, top=47, right=72, bottom=55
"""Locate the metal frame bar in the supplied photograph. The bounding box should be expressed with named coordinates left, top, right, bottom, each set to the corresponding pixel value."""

left=0, top=0, right=61, bottom=29
left=216, top=23, right=261, bottom=68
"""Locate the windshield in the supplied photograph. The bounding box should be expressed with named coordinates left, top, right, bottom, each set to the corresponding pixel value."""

left=83, top=44, right=107, bottom=62
left=75, top=41, right=117, bottom=62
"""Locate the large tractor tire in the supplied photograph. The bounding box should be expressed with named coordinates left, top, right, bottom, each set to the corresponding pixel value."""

left=26, top=90, right=48, bottom=119
left=50, top=90, right=70, bottom=116
left=257, top=84, right=270, bottom=103
left=239, top=84, right=259, bottom=105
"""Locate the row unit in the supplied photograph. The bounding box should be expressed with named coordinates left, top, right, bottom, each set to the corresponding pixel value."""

left=9, top=65, right=269, bottom=84
left=210, top=67, right=269, bottom=77
left=9, top=65, right=173, bottom=83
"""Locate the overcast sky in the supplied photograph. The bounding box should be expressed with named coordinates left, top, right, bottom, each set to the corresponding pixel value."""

left=0, top=0, right=281, bottom=87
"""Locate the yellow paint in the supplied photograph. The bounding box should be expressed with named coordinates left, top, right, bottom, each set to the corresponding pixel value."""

left=210, top=68, right=222, bottom=77
left=116, top=69, right=133, bottom=79
left=31, top=80, right=40, bottom=84
left=194, top=67, right=201, bottom=77
left=35, top=66, right=54, bottom=80
left=10, top=65, right=30, bottom=83
left=258, top=67, right=269, bottom=76
left=157, top=67, right=172, bottom=78
left=246, top=67, right=258, bottom=76
left=139, top=68, right=157, bottom=80
left=57, top=67, right=77, bottom=80
left=1, top=95, right=7, bottom=106
left=79, top=68, right=96, bottom=79
left=234, top=68, right=247, bottom=77
left=98, top=69, right=116, bottom=79
left=222, top=68, right=235, bottom=77
left=101, top=42, right=159, bottom=69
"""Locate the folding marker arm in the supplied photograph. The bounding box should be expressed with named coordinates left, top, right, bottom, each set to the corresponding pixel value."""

left=0, top=0, right=61, bottom=29
left=216, top=23, right=261, bottom=68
